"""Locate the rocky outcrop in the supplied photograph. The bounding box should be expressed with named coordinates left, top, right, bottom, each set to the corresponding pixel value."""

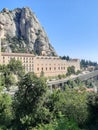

left=0, top=7, right=57, bottom=56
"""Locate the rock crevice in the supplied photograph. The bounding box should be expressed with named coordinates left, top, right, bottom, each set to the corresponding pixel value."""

left=0, top=7, right=57, bottom=56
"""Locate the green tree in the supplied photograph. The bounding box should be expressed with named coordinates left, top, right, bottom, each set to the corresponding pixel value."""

left=86, top=93, right=98, bottom=129
left=4, top=74, right=15, bottom=90
left=34, top=114, right=80, bottom=130
left=13, top=72, right=50, bottom=130
left=0, top=65, right=16, bottom=89
left=45, top=88, right=88, bottom=128
left=8, top=58, right=25, bottom=78
left=0, top=79, right=12, bottom=129
left=60, top=55, right=70, bottom=61
left=66, top=66, right=75, bottom=76
left=40, top=70, right=44, bottom=77
left=0, top=59, right=24, bottom=90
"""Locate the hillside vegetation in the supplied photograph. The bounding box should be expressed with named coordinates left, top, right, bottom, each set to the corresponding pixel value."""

left=0, top=59, right=98, bottom=130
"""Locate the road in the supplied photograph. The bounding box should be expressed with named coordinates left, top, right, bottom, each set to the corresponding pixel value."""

left=47, top=70, right=98, bottom=86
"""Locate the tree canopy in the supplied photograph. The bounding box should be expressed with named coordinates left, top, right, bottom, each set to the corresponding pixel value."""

left=13, top=72, right=49, bottom=129
left=0, top=61, right=98, bottom=129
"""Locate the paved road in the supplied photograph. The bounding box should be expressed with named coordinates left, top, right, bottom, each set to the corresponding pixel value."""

left=4, top=70, right=98, bottom=95
left=47, top=70, right=98, bottom=86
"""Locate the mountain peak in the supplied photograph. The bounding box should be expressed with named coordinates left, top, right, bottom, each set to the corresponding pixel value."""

left=0, top=7, right=57, bottom=56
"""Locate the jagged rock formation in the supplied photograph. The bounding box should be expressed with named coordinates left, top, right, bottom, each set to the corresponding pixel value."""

left=0, top=7, right=57, bottom=56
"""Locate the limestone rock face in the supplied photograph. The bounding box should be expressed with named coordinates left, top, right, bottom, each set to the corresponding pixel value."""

left=0, top=7, right=57, bottom=56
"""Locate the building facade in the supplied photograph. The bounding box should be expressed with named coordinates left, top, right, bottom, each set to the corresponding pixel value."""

left=0, top=52, right=80, bottom=77
left=33, top=56, right=80, bottom=77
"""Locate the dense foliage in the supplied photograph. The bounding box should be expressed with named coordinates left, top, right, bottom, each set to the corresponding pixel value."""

left=13, top=72, right=49, bottom=129
left=81, top=59, right=98, bottom=69
left=60, top=55, right=70, bottom=60
left=0, top=61, right=98, bottom=130
left=0, top=58, right=24, bottom=90
left=1, top=36, right=30, bottom=53
left=0, top=78, right=12, bottom=130
left=60, top=56, right=98, bottom=70
left=66, top=66, right=75, bottom=76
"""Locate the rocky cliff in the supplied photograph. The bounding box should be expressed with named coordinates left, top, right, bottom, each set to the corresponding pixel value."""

left=0, top=7, right=57, bottom=56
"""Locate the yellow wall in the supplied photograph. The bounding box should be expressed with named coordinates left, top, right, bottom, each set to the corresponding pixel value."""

left=0, top=52, right=80, bottom=77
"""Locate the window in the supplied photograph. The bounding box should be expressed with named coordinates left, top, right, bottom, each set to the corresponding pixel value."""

left=29, top=67, right=31, bottom=71
left=37, top=68, right=39, bottom=71
left=54, top=67, right=56, bottom=70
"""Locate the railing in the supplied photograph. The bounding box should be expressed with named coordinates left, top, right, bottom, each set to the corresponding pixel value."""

left=47, top=70, right=98, bottom=86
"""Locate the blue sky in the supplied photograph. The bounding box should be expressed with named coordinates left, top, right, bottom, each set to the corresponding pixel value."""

left=0, top=0, right=98, bottom=62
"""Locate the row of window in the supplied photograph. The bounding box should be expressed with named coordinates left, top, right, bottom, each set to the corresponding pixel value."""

left=23, top=64, right=33, bottom=67
left=2, top=57, right=34, bottom=63
left=25, top=67, right=34, bottom=72
left=37, top=64, right=66, bottom=66
left=37, top=67, right=66, bottom=71
left=3, top=56, right=34, bottom=60
left=23, top=60, right=33, bottom=63
left=36, top=57, right=59, bottom=60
